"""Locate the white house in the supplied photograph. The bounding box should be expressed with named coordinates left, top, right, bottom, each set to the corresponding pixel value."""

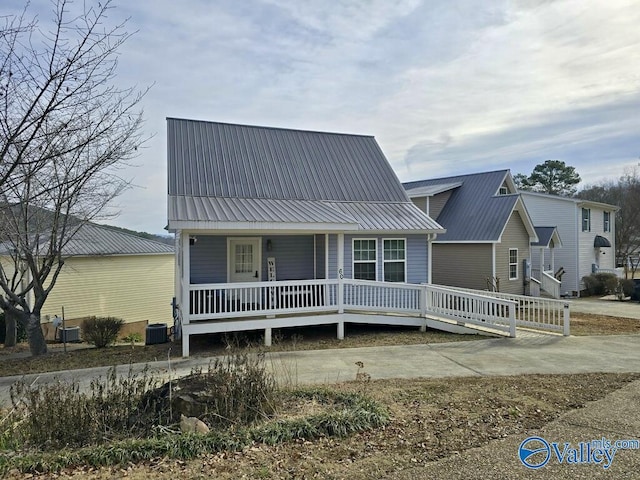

left=520, top=191, right=618, bottom=296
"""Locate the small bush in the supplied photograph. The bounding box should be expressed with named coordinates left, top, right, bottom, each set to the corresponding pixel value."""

left=9, top=366, right=164, bottom=449
left=81, top=316, right=124, bottom=348
left=582, top=273, right=619, bottom=296
left=0, top=312, right=27, bottom=344
left=616, top=279, right=636, bottom=300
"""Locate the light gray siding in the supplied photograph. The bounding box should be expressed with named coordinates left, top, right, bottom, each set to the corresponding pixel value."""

left=495, top=212, right=530, bottom=295
left=432, top=243, right=493, bottom=290
left=521, top=193, right=579, bottom=295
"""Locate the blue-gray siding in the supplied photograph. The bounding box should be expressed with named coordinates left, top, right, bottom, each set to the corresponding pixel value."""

left=261, top=236, right=314, bottom=281
left=344, top=234, right=427, bottom=284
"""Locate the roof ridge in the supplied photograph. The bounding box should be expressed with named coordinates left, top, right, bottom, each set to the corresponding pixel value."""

left=166, top=117, right=374, bottom=138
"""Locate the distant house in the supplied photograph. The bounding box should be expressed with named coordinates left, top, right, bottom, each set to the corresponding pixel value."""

left=520, top=191, right=618, bottom=296
left=38, top=223, right=175, bottom=338
left=404, top=170, right=541, bottom=296
left=167, top=118, right=462, bottom=355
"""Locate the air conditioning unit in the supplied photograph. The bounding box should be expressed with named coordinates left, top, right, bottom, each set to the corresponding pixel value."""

left=58, top=326, right=81, bottom=343
left=145, top=323, right=168, bottom=345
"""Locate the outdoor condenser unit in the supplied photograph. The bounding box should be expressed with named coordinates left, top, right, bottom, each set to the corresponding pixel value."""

left=58, top=326, right=81, bottom=343
left=145, top=323, right=168, bottom=345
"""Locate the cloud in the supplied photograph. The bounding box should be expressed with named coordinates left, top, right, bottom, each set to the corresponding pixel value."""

left=3, top=0, right=639, bottom=233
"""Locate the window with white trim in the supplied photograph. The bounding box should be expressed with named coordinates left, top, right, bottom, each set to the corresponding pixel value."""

left=582, top=208, right=591, bottom=232
left=498, top=186, right=508, bottom=195
left=353, top=239, right=377, bottom=281
left=604, top=211, right=611, bottom=232
left=383, top=239, right=406, bottom=282
left=509, top=249, right=518, bottom=280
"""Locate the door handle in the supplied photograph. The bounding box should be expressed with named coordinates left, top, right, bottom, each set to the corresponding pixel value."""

left=254, top=271, right=259, bottom=278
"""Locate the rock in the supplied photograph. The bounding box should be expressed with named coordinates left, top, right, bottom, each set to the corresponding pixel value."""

left=180, top=414, right=210, bottom=434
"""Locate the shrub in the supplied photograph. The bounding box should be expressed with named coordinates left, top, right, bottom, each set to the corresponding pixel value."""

left=616, top=279, right=636, bottom=300
left=81, top=316, right=124, bottom=348
left=143, top=353, right=279, bottom=428
left=582, top=273, right=618, bottom=296
left=9, top=366, right=163, bottom=449
left=0, top=312, right=27, bottom=344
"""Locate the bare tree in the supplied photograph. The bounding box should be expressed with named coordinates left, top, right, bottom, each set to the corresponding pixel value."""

left=578, top=167, right=640, bottom=278
left=0, top=1, right=148, bottom=355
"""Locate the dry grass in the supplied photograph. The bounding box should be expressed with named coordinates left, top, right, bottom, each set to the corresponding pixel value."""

left=16, top=372, right=638, bottom=479
left=1, top=314, right=638, bottom=377
left=570, top=312, right=640, bottom=335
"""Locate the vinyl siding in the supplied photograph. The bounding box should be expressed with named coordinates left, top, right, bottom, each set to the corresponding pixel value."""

left=411, top=197, right=427, bottom=213
left=495, top=211, right=530, bottom=295
left=190, top=235, right=227, bottom=283
left=521, top=193, right=579, bottom=295
left=315, top=234, right=326, bottom=279
left=432, top=243, right=492, bottom=290
left=578, top=206, right=615, bottom=279
left=430, top=191, right=453, bottom=219
left=344, top=234, right=427, bottom=284
left=42, top=254, right=175, bottom=325
left=260, top=236, right=314, bottom=281
left=190, top=235, right=317, bottom=283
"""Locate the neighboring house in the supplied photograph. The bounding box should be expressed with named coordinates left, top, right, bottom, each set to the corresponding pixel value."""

left=520, top=191, right=618, bottom=296
left=403, top=170, right=540, bottom=296
left=167, top=118, right=452, bottom=355
left=38, top=223, right=175, bottom=338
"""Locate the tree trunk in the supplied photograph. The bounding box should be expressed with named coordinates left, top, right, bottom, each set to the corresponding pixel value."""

left=4, top=310, right=17, bottom=347
left=23, top=313, right=48, bottom=356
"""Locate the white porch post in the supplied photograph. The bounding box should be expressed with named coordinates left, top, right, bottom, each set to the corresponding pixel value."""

left=539, top=247, right=544, bottom=275
left=551, top=248, right=555, bottom=273
left=563, top=303, right=570, bottom=336
left=337, top=233, right=344, bottom=339
left=427, top=234, right=434, bottom=284
left=181, top=230, right=191, bottom=358
left=264, top=327, right=272, bottom=346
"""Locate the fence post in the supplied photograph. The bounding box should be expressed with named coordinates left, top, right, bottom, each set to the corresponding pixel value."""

left=509, top=300, right=517, bottom=338
left=563, top=303, right=570, bottom=336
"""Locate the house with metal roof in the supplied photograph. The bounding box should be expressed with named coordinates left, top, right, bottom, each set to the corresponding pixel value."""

left=520, top=191, right=618, bottom=296
left=404, top=170, right=557, bottom=297
left=168, top=119, right=556, bottom=356
left=34, top=223, right=175, bottom=339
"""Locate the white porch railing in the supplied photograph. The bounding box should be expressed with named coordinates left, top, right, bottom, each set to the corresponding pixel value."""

left=541, top=270, right=561, bottom=299
left=447, top=286, right=570, bottom=335
left=189, top=279, right=339, bottom=320
left=187, top=279, right=519, bottom=337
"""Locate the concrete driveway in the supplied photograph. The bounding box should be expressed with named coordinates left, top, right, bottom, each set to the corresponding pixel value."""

left=2, top=333, right=639, bottom=407
left=570, top=296, right=640, bottom=319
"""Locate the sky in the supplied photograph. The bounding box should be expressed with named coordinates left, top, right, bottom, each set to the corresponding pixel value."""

left=3, top=0, right=640, bottom=234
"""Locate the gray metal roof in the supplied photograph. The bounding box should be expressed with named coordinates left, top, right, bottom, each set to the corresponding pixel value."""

left=404, top=170, right=528, bottom=242
left=169, top=196, right=357, bottom=226
left=532, top=226, right=561, bottom=247
left=405, top=182, right=462, bottom=198
left=167, top=118, right=443, bottom=233
left=60, top=223, right=174, bottom=256
left=167, top=118, right=408, bottom=202
left=324, top=202, right=445, bottom=232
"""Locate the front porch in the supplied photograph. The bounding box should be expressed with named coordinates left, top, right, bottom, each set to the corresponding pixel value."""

left=178, top=277, right=571, bottom=357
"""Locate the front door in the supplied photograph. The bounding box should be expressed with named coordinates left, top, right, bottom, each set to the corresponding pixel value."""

left=228, top=238, right=262, bottom=283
